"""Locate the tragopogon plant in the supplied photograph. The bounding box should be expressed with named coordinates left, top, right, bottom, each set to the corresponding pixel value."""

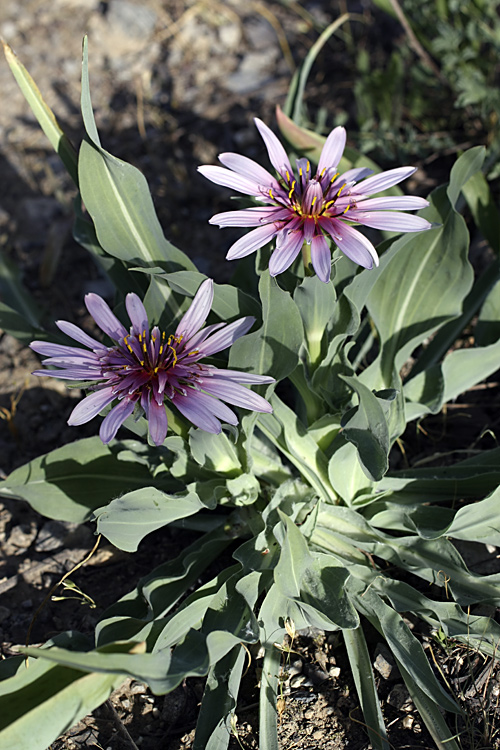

left=1, top=36, right=500, bottom=750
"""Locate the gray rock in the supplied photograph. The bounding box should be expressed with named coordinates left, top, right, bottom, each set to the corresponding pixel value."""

left=387, top=683, right=413, bottom=711
left=245, top=19, right=276, bottom=50
left=224, top=51, right=277, bottom=95
left=373, top=644, right=398, bottom=680
left=107, top=1, right=157, bottom=40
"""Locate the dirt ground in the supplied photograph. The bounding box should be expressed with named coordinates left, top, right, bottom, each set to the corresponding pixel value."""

left=0, top=1, right=499, bottom=748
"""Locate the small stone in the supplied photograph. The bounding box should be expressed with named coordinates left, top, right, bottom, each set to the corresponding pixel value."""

left=290, top=674, right=306, bottom=688
left=22, top=599, right=33, bottom=609
left=402, top=715, right=414, bottom=729
left=387, top=684, right=412, bottom=711
left=373, top=645, right=398, bottom=680
left=329, top=666, right=341, bottom=679
left=313, top=730, right=324, bottom=740
left=107, top=0, right=157, bottom=39
left=218, top=23, right=241, bottom=51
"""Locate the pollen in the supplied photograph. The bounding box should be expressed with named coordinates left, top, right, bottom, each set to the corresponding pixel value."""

left=288, top=180, right=296, bottom=200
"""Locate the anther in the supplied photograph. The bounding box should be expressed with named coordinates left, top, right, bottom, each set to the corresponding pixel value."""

left=330, top=172, right=340, bottom=184
left=288, top=180, right=296, bottom=200
left=342, top=204, right=351, bottom=215
left=336, top=183, right=346, bottom=197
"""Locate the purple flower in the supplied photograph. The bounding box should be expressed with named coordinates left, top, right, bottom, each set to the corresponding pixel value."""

left=198, top=119, right=432, bottom=282
left=30, top=280, right=274, bottom=446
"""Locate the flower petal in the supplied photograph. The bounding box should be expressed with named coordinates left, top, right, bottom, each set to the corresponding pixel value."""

left=175, top=279, right=214, bottom=341
left=85, top=294, right=128, bottom=341
left=269, top=230, right=304, bottom=277
left=353, top=211, right=432, bottom=232
left=317, top=126, right=346, bottom=175
left=148, top=399, right=168, bottom=446
left=202, top=379, right=272, bottom=413
left=30, top=341, right=97, bottom=358
left=56, top=320, right=106, bottom=350
left=218, top=152, right=277, bottom=188
left=198, top=165, right=262, bottom=196
left=355, top=196, right=429, bottom=211
left=126, top=293, right=149, bottom=337
left=68, top=388, right=117, bottom=425
left=210, top=207, right=289, bottom=228
left=172, top=390, right=222, bottom=433
left=200, top=316, right=255, bottom=357
left=310, top=234, right=332, bottom=283
left=254, top=118, right=294, bottom=179
left=99, top=397, right=137, bottom=443
left=32, top=368, right=106, bottom=380
left=325, top=219, right=379, bottom=269
left=226, top=223, right=279, bottom=260
left=207, top=368, right=275, bottom=384
left=336, top=167, right=373, bottom=185
left=357, top=167, right=416, bottom=196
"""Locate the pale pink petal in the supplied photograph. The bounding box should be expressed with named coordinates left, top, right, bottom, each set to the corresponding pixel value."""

left=226, top=223, right=280, bottom=260
left=85, top=294, right=128, bottom=341
left=200, top=317, right=255, bottom=357
left=198, top=165, right=261, bottom=196
left=353, top=212, right=432, bottom=232
left=126, top=293, right=149, bottom=337
left=218, top=152, right=278, bottom=188
left=68, top=388, right=117, bottom=426
left=201, top=379, right=272, bottom=412
left=254, top=118, right=294, bottom=179
left=355, top=196, right=429, bottom=211
left=148, top=399, right=168, bottom=445
left=172, top=390, right=222, bottom=433
left=99, top=398, right=137, bottom=443
left=209, top=206, right=289, bottom=228
left=207, top=368, right=275, bottom=384
left=324, top=219, right=379, bottom=269
left=175, top=279, right=214, bottom=340
left=357, top=167, right=417, bottom=196
left=310, top=234, right=332, bottom=283
left=56, top=320, right=106, bottom=350
left=317, top=126, right=346, bottom=175
left=269, top=231, right=304, bottom=276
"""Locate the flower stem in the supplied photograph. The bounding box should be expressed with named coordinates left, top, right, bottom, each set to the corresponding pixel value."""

left=301, top=241, right=313, bottom=275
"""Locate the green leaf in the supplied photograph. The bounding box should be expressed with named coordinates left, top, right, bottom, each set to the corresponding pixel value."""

left=228, top=272, right=303, bottom=381
left=2, top=40, right=78, bottom=185
left=93, top=488, right=212, bottom=552
left=161, top=270, right=261, bottom=321
left=0, top=254, right=41, bottom=329
left=396, top=662, right=461, bottom=750
left=258, top=394, right=334, bottom=503
left=189, top=429, right=241, bottom=475
left=193, top=646, right=245, bottom=750
left=366, top=183, right=473, bottom=386
left=259, top=645, right=281, bottom=750
left=293, top=275, right=337, bottom=367
left=355, top=588, right=460, bottom=714
left=96, top=524, right=233, bottom=647
left=339, top=376, right=391, bottom=481
left=23, top=643, right=172, bottom=694
left=446, top=146, right=485, bottom=209
left=476, top=278, right=500, bottom=345
left=343, top=627, right=389, bottom=750
left=0, top=301, right=42, bottom=345
left=79, top=38, right=195, bottom=289
left=446, top=487, right=500, bottom=546
left=1, top=438, right=176, bottom=523
left=441, top=338, right=500, bottom=403
left=462, top=168, right=500, bottom=254
left=0, top=656, right=123, bottom=750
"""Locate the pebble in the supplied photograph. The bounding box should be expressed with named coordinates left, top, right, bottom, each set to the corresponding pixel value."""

left=106, top=0, right=157, bottom=40
left=386, top=684, right=412, bottom=711
left=373, top=645, right=397, bottom=680
left=224, top=52, right=277, bottom=95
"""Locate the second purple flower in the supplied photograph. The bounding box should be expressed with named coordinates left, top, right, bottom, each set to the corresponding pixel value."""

left=199, top=119, right=432, bottom=282
left=30, top=280, right=274, bottom=446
